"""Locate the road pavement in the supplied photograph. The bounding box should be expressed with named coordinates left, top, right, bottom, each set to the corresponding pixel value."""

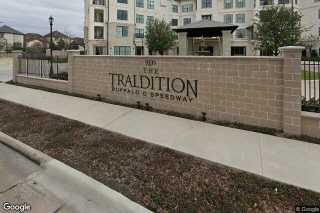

left=0, top=143, right=65, bottom=213
left=0, top=139, right=151, bottom=213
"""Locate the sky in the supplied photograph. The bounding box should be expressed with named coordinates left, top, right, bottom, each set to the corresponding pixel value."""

left=0, top=0, right=83, bottom=37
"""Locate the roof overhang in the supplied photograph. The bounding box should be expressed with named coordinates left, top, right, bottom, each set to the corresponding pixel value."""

left=173, top=20, right=238, bottom=37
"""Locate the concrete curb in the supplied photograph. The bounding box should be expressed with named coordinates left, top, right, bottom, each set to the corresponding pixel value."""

left=41, top=159, right=153, bottom=213
left=0, top=132, right=51, bottom=166
left=0, top=131, right=153, bottom=213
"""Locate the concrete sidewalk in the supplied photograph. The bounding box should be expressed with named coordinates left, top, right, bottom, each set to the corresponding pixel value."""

left=1, top=83, right=320, bottom=194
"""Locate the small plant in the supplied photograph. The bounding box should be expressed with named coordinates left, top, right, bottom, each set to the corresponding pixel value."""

left=137, top=101, right=141, bottom=109
left=145, top=103, right=152, bottom=111
left=50, top=72, right=68, bottom=80
left=309, top=97, right=317, bottom=104
left=201, top=112, right=207, bottom=121
left=301, top=96, right=320, bottom=112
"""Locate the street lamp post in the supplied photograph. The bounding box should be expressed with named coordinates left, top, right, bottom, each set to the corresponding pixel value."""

left=49, top=16, right=54, bottom=78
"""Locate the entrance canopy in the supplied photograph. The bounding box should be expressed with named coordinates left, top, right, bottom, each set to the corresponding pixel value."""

left=173, top=20, right=238, bottom=37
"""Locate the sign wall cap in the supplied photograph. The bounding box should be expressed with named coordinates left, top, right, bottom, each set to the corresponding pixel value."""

left=279, top=46, right=305, bottom=50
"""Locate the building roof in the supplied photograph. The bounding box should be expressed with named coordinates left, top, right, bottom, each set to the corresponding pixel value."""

left=173, top=20, right=238, bottom=37
left=24, top=33, right=48, bottom=44
left=0, top=25, right=24, bottom=35
left=44, top=31, right=69, bottom=39
left=71, top=37, right=84, bottom=45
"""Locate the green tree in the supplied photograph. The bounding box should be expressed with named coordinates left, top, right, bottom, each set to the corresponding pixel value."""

left=56, top=39, right=66, bottom=50
left=25, top=42, right=45, bottom=54
left=145, top=19, right=177, bottom=55
left=256, top=6, right=303, bottom=56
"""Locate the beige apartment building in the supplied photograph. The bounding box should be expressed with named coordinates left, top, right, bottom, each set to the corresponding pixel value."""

left=84, top=0, right=320, bottom=56
left=0, top=25, right=24, bottom=51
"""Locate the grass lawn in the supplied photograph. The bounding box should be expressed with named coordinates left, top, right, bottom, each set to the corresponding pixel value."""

left=301, top=70, right=320, bottom=80
left=0, top=99, right=319, bottom=212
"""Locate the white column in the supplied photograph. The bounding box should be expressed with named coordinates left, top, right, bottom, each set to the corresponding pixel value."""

left=222, top=30, right=232, bottom=56
left=178, top=32, right=189, bottom=56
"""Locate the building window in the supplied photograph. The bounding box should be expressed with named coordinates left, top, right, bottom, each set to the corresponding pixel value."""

left=224, top=0, right=233, bottom=8
left=231, top=47, right=246, bottom=56
left=146, top=16, right=154, bottom=25
left=116, top=26, right=128, bottom=37
left=202, top=0, right=212, bottom=8
left=171, top=19, right=178, bottom=26
left=117, top=0, right=128, bottom=3
left=136, top=0, right=144, bottom=7
left=114, top=46, right=131, bottom=55
left=136, top=14, right=144, bottom=24
left=235, top=29, right=247, bottom=38
left=117, top=10, right=128, bottom=20
left=182, top=4, right=193, bottom=12
left=236, top=14, right=245, bottom=23
left=260, top=0, right=273, bottom=6
left=278, top=0, right=289, bottom=4
left=172, top=5, right=178, bottom=13
left=13, top=42, right=22, bottom=48
left=183, top=18, right=191, bottom=25
left=93, top=0, right=105, bottom=5
left=94, top=26, right=104, bottom=39
left=202, top=15, right=212, bottom=20
left=147, top=0, right=155, bottom=9
left=236, top=0, right=246, bottom=8
left=94, top=9, right=104, bottom=23
left=224, top=14, right=233, bottom=24
left=95, top=46, right=104, bottom=55
left=135, top=28, right=145, bottom=38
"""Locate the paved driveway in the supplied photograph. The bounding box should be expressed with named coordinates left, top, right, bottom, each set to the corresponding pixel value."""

left=0, top=57, right=13, bottom=82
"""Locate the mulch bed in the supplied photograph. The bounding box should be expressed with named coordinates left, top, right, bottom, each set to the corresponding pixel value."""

left=0, top=99, right=319, bottom=212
